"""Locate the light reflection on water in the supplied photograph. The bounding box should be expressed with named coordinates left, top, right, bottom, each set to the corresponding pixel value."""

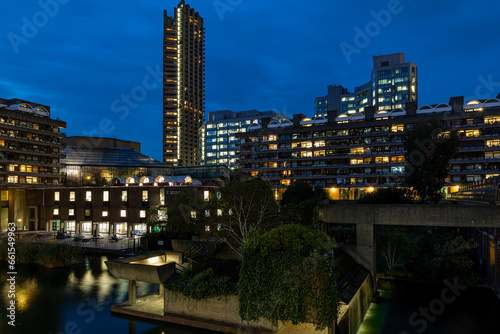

left=0, top=255, right=220, bottom=334
left=355, top=279, right=500, bottom=334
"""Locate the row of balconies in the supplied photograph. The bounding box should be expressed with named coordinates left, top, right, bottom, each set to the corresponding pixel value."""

left=0, top=122, right=65, bottom=138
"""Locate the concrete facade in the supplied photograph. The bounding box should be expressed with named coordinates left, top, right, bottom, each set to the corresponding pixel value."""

left=320, top=204, right=500, bottom=291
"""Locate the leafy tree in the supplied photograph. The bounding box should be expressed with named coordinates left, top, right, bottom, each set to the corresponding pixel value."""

left=217, top=178, right=278, bottom=255
left=280, top=182, right=328, bottom=227
left=404, top=117, right=459, bottom=203
left=146, top=188, right=209, bottom=239
left=430, top=236, right=479, bottom=284
left=377, top=226, right=415, bottom=272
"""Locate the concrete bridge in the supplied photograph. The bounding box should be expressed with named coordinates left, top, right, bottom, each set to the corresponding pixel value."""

left=319, top=204, right=500, bottom=290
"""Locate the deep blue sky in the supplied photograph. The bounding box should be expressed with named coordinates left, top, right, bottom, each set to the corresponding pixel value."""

left=2, top=0, right=500, bottom=161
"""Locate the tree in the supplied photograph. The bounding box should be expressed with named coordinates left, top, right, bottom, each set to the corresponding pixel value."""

left=280, top=182, right=328, bottom=227
left=218, top=178, right=278, bottom=255
left=430, top=236, right=479, bottom=284
left=404, top=117, right=459, bottom=203
left=147, top=188, right=209, bottom=239
left=377, top=226, right=415, bottom=272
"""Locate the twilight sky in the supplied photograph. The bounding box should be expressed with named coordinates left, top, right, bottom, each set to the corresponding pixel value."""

left=1, top=0, right=500, bottom=161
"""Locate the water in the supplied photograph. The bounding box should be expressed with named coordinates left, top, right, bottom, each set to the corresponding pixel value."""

left=356, top=278, right=500, bottom=334
left=0, top=255, right=221, bottom=334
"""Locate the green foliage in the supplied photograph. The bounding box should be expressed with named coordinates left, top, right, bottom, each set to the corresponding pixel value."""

left=0, top=241, right=84, bottom=268
left=164, top=267, right=237, bottom=299
left=280, top=182, right=328, bottom=227
left=329, top=224, right=356, bottom=244
left=431, top=236, right=479, bottom=283
left=238, top=225, right=339, bottom=330
left=357, top=187, right=411, bottom=204
left=404, top=118, right=459, bottom=203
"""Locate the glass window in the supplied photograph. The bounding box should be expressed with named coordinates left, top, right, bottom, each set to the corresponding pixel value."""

left=204, top=190, right=209, bottom=201
left=120, top=210, right=127, bottom=218
left=142, top=190, right=148, bottom=202
left=53, top=208, right=59, bottom=215
left=140, top=210, right=146, bottom=218
left=85, top=209, right=91, bottom=217
left=103, top=191, right=109, bottom=202
left=1, top=190, right=8, bottom=201
left=69, top=191, right=75, bottom=201
left=85, top=191, right=91, bottom=201
left=122, top=190, right=128, bottom=201
left=54, top=191, right=60, bottom=201
left=69, top=209, right=74, bottom=216
left=190, top=211, right=196, bottom=219
left=102, top=210, right=108, bottom=217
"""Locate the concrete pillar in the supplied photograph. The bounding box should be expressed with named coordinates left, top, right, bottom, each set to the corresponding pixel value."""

left=356, top=224, right=377, bottom=293
left=129, top=280, right=136, bottom=305
left=159, top=284, right=165, bottom=296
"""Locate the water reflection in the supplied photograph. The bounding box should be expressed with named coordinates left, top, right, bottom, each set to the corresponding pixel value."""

left=0, top=255, right=220, bottom=334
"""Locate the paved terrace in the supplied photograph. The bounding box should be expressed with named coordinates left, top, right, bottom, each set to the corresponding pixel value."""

left=0, top=230, right=141, bottom=254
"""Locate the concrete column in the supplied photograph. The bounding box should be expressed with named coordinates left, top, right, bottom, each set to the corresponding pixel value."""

left=356, top=224, right=377, bottom=293
left=159, top=284, right=165, bottom=296
left=129, top=280, right=136, bottom=305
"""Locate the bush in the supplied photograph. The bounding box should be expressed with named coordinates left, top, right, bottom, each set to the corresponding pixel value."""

left=357, top=187, right=410, bottom=204
left=0, top=241, right=84, bottom=268
left=164, top=267, right=237, bottom=299
left=239, top=225, right=339, bottom=330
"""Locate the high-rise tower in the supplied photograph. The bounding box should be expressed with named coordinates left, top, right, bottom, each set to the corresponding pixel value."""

left=163, top=1, right=205, bottom=166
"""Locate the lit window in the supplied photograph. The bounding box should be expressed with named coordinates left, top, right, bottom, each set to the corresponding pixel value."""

left=53, top=208, right=59, bottom=215
left=102, top=210, right=108, bottom=217
left=120, top=210, right=127, bottom=218
left=205, top=210, right=210, bottom=217
left=103, top=191, right=109, bottom=202
left=85, top=191, right=92, bottom=201
left=69, top=209, right=74, bottom=216
left=1, top=190, right=8, bottom=201
left=217, top=209, right=222, bottom=216
left=69, top=191, right=75, bottom=201
left=204, top=190, right=209, bottom=201
left=190, top=211, right=196, bottom=219
left=142, top=190, right=148, bottom=202
left=140, top=210, right=146, bottom=218
left=122, top=190, right=128, bottom=201
left=85, top=209, right=91, bottom=217
left=54, top=191, right=60, bottom=201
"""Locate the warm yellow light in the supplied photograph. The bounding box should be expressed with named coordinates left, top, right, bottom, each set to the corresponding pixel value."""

left=330, top=187, right=337, bottom=192
left=455, top=186, right=460, bottom=191
left=147, top=256, right=161, bottom=264
left=368, top=187, right=374, bottom=193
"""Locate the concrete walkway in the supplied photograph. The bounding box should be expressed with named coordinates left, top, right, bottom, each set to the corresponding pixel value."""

left=111, top=292, right=270, bottom=334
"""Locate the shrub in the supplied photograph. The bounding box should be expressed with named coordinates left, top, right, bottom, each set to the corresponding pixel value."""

left=164, top=267, right=237, bottom=299
left=238, top=224, right=339, bottom=330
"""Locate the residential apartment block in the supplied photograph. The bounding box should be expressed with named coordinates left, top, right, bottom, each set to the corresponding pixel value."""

left=0, top=97, right=66, bottom=232
left=199, top=109, right=289, bottom=169
left=314, top=53, right=417, bottom=116
left=163, top=1, right=205, bottom=166
left=238, top=95, right=500, bottom=200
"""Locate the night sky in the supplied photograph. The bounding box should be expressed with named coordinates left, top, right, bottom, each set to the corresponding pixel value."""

left=2, top=0, right=500, bottom=161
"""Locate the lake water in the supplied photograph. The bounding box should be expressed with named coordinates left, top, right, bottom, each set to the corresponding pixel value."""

left=2, top=256, right=500, bottom=334
left=356, top=278, right=500, bottom=334
left=0, top=255, right=221, bottom=334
